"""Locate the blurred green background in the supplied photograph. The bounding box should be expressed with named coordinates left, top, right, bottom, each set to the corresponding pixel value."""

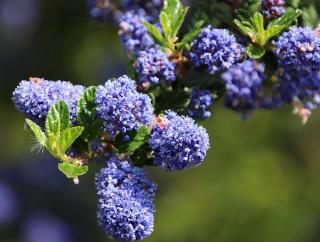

left=1, top=0, right=320, bottom=241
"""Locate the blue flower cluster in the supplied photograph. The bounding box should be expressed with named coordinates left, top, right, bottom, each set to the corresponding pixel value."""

left=134, top=47, right=176, bottom=85
left=260, top=0, right=285, bottom=20
left=274, top=27, right=320, bottom=73
left=119, top=10, right=155, bottom=56
left=96, top=157, right=156, bottom=241
left=122, top=0, right=163, bottom=20
left=274, top=27, right=320, bottom=111
left=12, top=78, right=85, bottom=124
left=87, top=0, right=162, bottom=23
left=95, top=75, right=154, bottom=137
left=276, top=71, right=320, bottom=110
left=149, top=111, right=210, bottom=171
left=189, top=26, right=244, bottom=74
left=221, top=60, right=266, bottom=115
left=87, top=0, right=120, bottom=23
left=187, top=89, right=214, bottom=119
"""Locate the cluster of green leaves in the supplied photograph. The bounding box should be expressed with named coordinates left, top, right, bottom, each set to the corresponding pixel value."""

left=26, top=86, right=103, bottom=182
left=235, top=9, right=302, bottom=59
left=26, top=101, right=88, bottom=180
left=143, top=0, right=204, bottom=52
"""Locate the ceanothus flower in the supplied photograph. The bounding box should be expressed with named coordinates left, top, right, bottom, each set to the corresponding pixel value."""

left=12, top=78, right=85, bottom=124
left=149, top=111, right=210, bottom=171
left=187, top=89, right=214, bottom=119
left=274, top=27, right=320, bottom=73
left=189, top=26, right=244, bottom=74
left=134, top=47, right=176, bottom=85
left=87, top=0, right=162, bottom=23
left=276, top=71, right=320, bottom=110
left=95, top=75, right=154, bottom=137
left=260, top=0, right=285, bottom=20
left=119, top=10, right=155, bottom=56
left=122, top=0, right=163, bottom=21
left=87, top=0, right=121, bottom=23
left=96, top=157, right=156, bottom=241
left=221, top=60, right=266, bottom=115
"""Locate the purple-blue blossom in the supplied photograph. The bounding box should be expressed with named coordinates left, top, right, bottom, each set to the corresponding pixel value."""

left=276, top=71, right=320, bottom=110
left=149, top=111, right=210, bottom=171
left=95, top=75, right=154, bottom=138
left=96, top=157, right=156, bottom=241
left=187, top=89, right=214, bottom=119
left=221, top=60, right=266, bottom=115
left=12, top=78, right=85, bottom=124
left=260, top=0, right=285, bottom=20
left=119, top=11, right=155, bottom=56
left=134, top=47, right=176, bottom=85
left=274, top=27, right=320, bottom=73
left=87, top=0, right=119, bottom=23
left=87, top=0, right=162, bottom=23
left=122, top=0, right=162, bottom=21
left=189, top=26, right=244, bottom=74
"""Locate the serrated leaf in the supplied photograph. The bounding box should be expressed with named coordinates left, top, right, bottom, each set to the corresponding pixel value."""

left=143, top=21, right=165, bottom=45
left=26, top=119, right=46, bottom=146
left=160, top=12, right=171, bottom=40
left=268, top=9, right=302, bottom=29
left=59, top=127, right=84, bottom=154
left=234, top=19, right=255, bottom=36
left=265, top=25, right=286, bottom=40
left=76, top=86, right=102, bottom=142
left=177, top=20, right=204, bottom=50
left=45, top=100, right=70, bottom=137
left=246, top=44, right=265, bottom=59
left=58, top=162, right=88, bottom=179
left=251, top=12, right=264, bottom=33
left=265, top=9, right=302, bottom=41
left=172, top=6, right=189, bottom=37
left=115, top=126, right=150, bottom=154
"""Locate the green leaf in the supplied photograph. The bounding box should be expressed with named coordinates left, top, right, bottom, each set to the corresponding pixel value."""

left=143, top=21, right=165, bottom=45
left=251, top=12, right=264, bottom=34
left=58, top=162, right=88, bottom=179
left=177, top=20, right=204, bottom=50
left=159, top=11, right=171, bottom=40
left=160, top=0, right=189, bottom=46
left=25, top=119, right=47, bottom=146
left=265, top=25, right=286, bottom=40
left=45, top=100, right=70, bottom=137
left=59, top=127, right=84, bottom=154
left=268, top=9, right=302, bottom=29
left=265, top=9, right=302, bottom=41
left=76, top=86, right=102, bottom=142
left=172, top=6, right=189, bottom=38
left=115, top=126, right=150, bottom=154
left=246, top=44, right=266, bottom=59
left=234, top=19, right=255, bottom=37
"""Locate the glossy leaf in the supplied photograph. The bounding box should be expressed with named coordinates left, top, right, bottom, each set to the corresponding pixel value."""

left=58, top=162, right=88, bottom=179
left=76, top=86, right=102, bottom=142
left=143, top=21, right=165, bottom=45
left=59, top=127, right=84, bottom=154
left=25, top=119, right=47, bottom=146
left=246, top=44, right=265, bottom=59
left=45, top=100, right=70, bottom=137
